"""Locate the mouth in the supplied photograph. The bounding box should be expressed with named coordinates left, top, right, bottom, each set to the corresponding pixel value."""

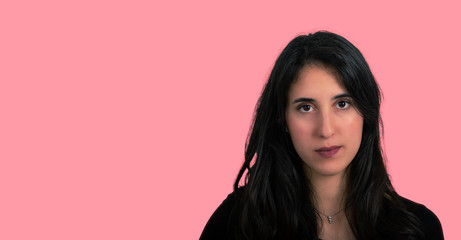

left=315, top=146, right=341, bottom=158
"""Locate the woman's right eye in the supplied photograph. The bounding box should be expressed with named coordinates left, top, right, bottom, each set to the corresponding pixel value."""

left=298, top=105, right=313, bottom=112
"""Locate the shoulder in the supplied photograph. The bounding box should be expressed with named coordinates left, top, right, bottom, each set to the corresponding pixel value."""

left=199, top=190, right=239, bottom=240
left=400, top=197, right=444, bottom=240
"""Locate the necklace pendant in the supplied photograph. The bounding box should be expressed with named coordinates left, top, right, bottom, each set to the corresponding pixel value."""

left=327, top=216, right=333, bottom=224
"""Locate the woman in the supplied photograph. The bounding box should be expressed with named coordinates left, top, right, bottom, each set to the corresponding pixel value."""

left=200, top=31, right=443, bottom=240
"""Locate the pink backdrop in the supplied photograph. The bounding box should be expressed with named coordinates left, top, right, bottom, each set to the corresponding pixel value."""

left=1, top=0, right=459, bottom=239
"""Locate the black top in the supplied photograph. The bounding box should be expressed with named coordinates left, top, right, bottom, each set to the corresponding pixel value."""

left=200, top=191, right=444, bottom=240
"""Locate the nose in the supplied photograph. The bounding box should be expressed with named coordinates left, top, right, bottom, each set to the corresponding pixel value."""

left=318, top=110, right=334, bottom=138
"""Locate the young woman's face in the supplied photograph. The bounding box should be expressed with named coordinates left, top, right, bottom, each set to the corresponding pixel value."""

left=285, top=65, right=363, bottom=178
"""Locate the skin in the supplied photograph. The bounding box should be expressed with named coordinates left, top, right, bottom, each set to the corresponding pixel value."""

left=286, top=64, right=363, bottom=180
left=285, top=64, right=363, bottom=239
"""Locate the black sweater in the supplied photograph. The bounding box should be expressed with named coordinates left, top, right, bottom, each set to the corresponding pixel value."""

left=200, top=191, right=444, bottom=240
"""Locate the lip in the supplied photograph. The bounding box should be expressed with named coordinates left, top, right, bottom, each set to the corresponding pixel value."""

left=315, top=146, right=341, bottom=158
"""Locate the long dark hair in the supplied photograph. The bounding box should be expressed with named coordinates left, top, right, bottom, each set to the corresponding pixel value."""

left=231, top=31, right=424, bottom=239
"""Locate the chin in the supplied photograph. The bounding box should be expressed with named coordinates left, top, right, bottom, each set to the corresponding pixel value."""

left=304, top=164, right=349, bottom=178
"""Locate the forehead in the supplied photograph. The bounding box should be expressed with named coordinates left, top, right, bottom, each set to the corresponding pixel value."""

left=288, top=65, right=347, bottom=99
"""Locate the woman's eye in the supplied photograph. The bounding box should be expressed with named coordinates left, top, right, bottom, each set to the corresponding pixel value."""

left=299, top=105, right=313, bottom=112
left=337, top=101, right=350, bottom=109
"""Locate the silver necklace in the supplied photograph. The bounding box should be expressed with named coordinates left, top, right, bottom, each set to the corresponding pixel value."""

left=318, top=209, right=344, bottom=224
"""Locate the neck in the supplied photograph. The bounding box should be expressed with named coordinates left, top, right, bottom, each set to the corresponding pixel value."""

left=310, top=172, right=347, bottom=215
left=309, top=172, right=354, bottom=239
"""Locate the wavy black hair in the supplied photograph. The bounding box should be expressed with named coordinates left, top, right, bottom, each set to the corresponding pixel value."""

left=231, top=31, right=424, bottom=239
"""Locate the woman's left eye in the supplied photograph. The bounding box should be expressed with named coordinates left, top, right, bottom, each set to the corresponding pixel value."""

left=337, top=101, right=350, bottom=109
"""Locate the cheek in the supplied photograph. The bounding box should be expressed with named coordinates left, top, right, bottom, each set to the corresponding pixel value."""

left=287, top=119, right=315, bottom=146
left=346, top=115, right=364, bottom=143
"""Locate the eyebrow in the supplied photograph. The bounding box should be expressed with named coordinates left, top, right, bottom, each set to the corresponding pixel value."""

left=292, top=93, right=351, bottom=104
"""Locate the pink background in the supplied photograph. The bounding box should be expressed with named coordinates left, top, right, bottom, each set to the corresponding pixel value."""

left=1, top=1, right=459, bottom=239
